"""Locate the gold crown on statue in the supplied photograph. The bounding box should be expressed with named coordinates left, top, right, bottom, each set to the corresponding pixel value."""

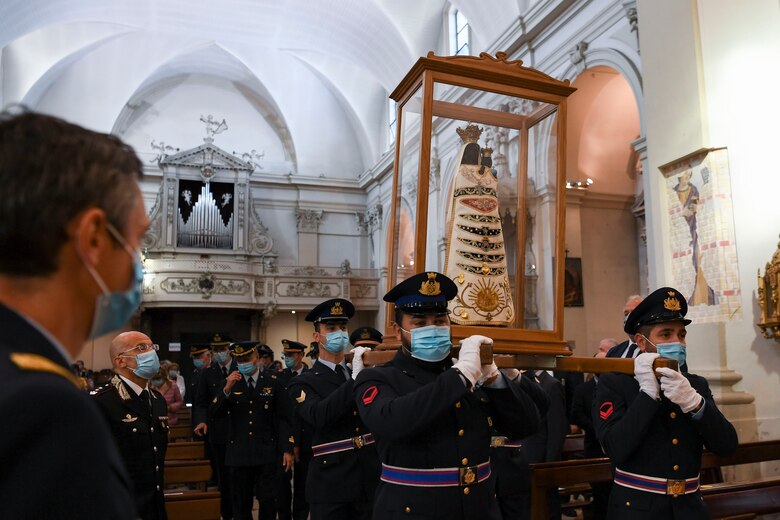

left=481, top=147, right=493, bottom=156
left=456, top=123, right=483, bottom=144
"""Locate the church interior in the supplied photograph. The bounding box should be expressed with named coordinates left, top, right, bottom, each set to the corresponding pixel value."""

left=3, top=0, right=780, bottom=516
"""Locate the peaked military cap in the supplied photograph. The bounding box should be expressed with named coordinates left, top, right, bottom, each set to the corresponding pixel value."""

left=189, top=344, right=210, bottom=356
left=305, top=298, right=355, bottom=323
left=349, top=327, right=383, bottom=348
left=384, top=271, right=458, bottom=315
left=307, top=341, right=320, bottom=359
left=209, top=333, right=232, bottom=348
left=229, top=341, right=258, bottom=359
left=624, top=286, right=692, bottom=335
left=257, top=344, right=274, bottom=358
left=282, top=339, right=307, bottom=353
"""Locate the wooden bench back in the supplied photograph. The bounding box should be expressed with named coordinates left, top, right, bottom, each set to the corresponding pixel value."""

left=164, top=460, right=212, bottom=486
left=530, top=440, right=780, bottom=520
left=165, top=441, right=206, bottom=461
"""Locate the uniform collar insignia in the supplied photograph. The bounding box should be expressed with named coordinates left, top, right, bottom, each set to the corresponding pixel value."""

left=121, top=414, right=138, bottom=423
left=111, top=375, right=132, bottom=401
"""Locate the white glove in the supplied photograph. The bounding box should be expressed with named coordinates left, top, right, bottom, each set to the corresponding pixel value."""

left=634, top=352, right=660, bottom=400
left=453, top=335, right=488, bottom=387
left=656, top=367, right=703, bottom=413
left=479, top=362, right=500, bottom=386
left=351, top=346, right=367, bottom=379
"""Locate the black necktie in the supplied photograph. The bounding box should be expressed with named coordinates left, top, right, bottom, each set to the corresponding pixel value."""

left=248, top=377, right=255, bottom=390
left=334, top=364, right=348, bottom=382
left=222, top=366, right=228, bottom=378
left=139, top=389, right=151, bottom=413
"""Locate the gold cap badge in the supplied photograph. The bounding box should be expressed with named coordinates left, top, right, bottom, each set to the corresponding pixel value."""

left=331, top=301, right=344, bottom=315
left=360, top=331, right=371, bottom=339
left=419, top=272, right=442, bottom=296
left=664, top=291, right=682, bottom=311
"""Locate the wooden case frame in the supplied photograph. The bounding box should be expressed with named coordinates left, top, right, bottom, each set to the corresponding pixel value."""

left=386, top=52, right=576, bottom=355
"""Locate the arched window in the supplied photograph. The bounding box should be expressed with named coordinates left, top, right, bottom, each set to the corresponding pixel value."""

left=451, top=9, right=470, bottom=56
left=388, top=98, right=397, bottom=145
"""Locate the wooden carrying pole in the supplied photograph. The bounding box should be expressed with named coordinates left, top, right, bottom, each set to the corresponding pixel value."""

left=350, top=346, right=678, bottom=375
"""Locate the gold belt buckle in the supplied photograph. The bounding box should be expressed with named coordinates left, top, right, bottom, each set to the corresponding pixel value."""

left=459, top=465, right=478, bottom=486
left=667, top=479, right=686, bottom=496
left=352, top=435, right=365, bottom=449
left=491, top=436, right=506, bottom=448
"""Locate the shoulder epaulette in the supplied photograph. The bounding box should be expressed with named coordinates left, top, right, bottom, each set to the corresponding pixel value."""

left=90, top=383, right=113, bottom=396
left=9, top=352, right=81, bottom=389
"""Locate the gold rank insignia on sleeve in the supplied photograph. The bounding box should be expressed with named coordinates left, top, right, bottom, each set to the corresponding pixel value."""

left=9, top=352, right=82, bottom=389
left=296, top=390, right=306, bottom=403
left=289, top=436, right=295, bottom=443
left=213, top=396, right=218, bottom=404
left=122, top=414, right=138, bottom=423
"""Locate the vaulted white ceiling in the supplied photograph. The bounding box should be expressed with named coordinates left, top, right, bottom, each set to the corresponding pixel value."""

left=0, top=0, right=526, bottom=176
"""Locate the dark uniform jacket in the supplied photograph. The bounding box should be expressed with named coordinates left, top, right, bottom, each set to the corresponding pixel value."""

left=288, top=360, right=380, bottom=504
left=195, top=359, right=236, bottom=444
left=188, top=367, right=205, bottom=425
left=93, top=375, right=169, bottom=520
left=491, top=372, right=551, bottom=498
left=210, top=370, right=293, bottom=466
left=278, top=366, right=313, bottom=455
left=593, top=371, right=738, bottom=519
left=570, top=377, right=603, bottom=458
left=354, top=351, right=542, bottom=520
left=0, top=304, right=137, bottom=520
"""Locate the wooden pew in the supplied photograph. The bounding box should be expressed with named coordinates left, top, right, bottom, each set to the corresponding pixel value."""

left=164, top=460, right=220, bottom=520
left=169, top=425, right=194, bottom=442
left=530, top=440, right=780, bottom=520
left=165, top=441, right=205, bottom=461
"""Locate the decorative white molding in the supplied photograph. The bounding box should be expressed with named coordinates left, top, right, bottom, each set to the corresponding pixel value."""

left=295, top=209, right=323, bottom=232
left=159, top=273, right=250, bottom=300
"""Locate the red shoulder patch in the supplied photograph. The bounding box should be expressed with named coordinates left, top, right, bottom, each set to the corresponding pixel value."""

left=362, top=386, right=379, bottom=405
left=599, top=401, right=614, bottom=420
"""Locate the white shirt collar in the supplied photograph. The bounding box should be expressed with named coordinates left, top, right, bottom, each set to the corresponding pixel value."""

left=118, top=374, right=147, bottom=396
left=318, top=358, right=348, bottom=373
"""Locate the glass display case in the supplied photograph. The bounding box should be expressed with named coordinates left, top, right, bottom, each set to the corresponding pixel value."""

left=387, top=52, right=576, bottom=354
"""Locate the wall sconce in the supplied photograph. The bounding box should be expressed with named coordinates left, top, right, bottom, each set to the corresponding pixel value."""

left=757, top=235, right=780, bottom=342
left=565, top=178, right=594, bottom=190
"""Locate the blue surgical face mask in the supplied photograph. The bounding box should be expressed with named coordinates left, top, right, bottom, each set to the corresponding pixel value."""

left=238, top=361, right=256, bottom=376
left=129, top=350, right=160, bottom=380
left=82, top=222, right=143, bottom=340
left=168, top=370, right=178, bottom=379
left=284, top=356, right=296, bottom=369
left=214, top=351, right=229, bottom=364
left=322, top=330, right=349, bottom=354
left=193, top=358, right=206, bottom=370
left=403, top=325, right=452, bottom=362
left=642, top=335, right=687, bottom=366
left=150, top=377, right=165, bottom=388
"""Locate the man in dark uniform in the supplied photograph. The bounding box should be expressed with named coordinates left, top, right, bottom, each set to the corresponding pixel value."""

left=490, top=367, right=551, bottom=520
left=354, top=272, right=543, bottom=520
left=189, top=343, right=217, bottom=484
left=491, top=369, right=567, bottom=520
left=210, top=341, right=293, bottom=520
left=277, top=339, right=312, bottom=520
left=0, top=110, right=142, bottom=519
left=288, top=298, right=380, bottom=520
left=258, top=344, right=275, bottom=373
left=308, top=341, right=320, bottom=362
left=350, top=326, right=384, bottom=350
left=196, top=333, right=237, bottom=520
left=594, top=287, right=738, bottom=519
left=93, top=331, right=169, bottom=520
left=570, top=352, right=611, bottom=520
